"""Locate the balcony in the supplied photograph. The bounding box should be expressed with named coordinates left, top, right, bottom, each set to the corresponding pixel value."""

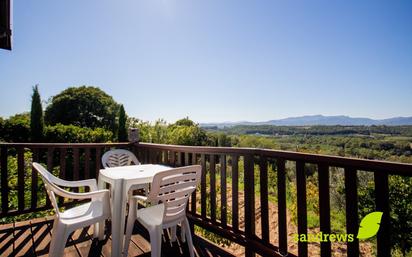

left=0, top=142, right=411, bottom=257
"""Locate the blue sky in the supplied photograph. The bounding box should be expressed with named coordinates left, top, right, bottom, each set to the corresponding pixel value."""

left=1, top=0, right=411, bottom=123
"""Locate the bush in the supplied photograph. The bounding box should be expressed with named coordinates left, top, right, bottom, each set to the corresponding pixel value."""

left=127, top=117, right=212, bottom=146
left=358, top=174, right=412, bottom=254
left=0, top=113, right=30, bottom=142
left=44, top=124, right=113, bottom=143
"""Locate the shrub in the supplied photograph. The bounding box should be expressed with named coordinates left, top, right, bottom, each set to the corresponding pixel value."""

left=44, top=124, right=113, bottom=143
left=0, top=113, right=30, bottom=142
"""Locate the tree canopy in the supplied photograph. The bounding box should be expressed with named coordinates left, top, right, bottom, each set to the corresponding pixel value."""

left=174, top=117, right=196, bottom=127
left=0, top=113, right=30, bottom=142
left=117, top=104, right=128, bottom=141
left=30, top=85, right=44, bottom=142
left=45, top=86, right=120, bottom=131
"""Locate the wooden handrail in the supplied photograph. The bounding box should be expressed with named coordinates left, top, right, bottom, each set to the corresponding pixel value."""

left=137, top=142, right=412, bottom=175
left=0, top=142, right=133, bottom=148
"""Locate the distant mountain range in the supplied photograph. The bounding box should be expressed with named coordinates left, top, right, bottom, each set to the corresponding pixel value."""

left=201, top=115, right=412, bottom=127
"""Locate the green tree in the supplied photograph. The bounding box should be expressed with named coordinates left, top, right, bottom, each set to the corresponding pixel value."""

left=0, top=113, right=30, bottom=142
left=45, top=86, right=120, bottom=131
left=117, top=105, right=128, bottom=141
left=30, top=85, right=44, bottom=142
left=175, top=117, right=196, bottom=127
left=217, top=133, right=232, bottom=147
left=168, top=118, right=209, bottom=146
left=168, top=125, right=207, bottom=145
left=389, top=176, right=412, bottom=255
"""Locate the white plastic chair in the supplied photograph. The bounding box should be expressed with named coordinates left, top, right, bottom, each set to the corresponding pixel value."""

left=32, top=162, right=111, bottom=257
left=102, top=148, right=149, bottom=199
left=101, top=149, right=140, bottom=168
left=123, top=165, right=201, bottom=257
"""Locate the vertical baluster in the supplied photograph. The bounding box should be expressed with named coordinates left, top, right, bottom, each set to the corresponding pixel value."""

left=95, top=148, right=102, bottom=178
left=158, top=150, right=162, bottom=164
left=318, top=164, right=331, bottom=257
left=184, top=152, right=195, bottom=232
left=190, top=153, right=197, bottom=214
left=185, top=152, right=190, bottom=165
left=73, top=148, right=80, bottom=193
left=374, top=171, right=390, bottom=257
left=135, top=146, right=142, bottom=163
left=177, top=152, right=182, bottom=167
left=163, top=150, right=167, bottom=165
left=59, top=148, right=67, bottom=205
left=232, top=155, right=239, bottom=231
left=296, top=161, right=308, bottom=257
left=131, top=143, right=138, bottom=162
left=157, top=150, right=162, bottom=163
left=145, top=148, right=150, bottom=164
left=140, top=148, right=145, bottom=164
left=170, top=151, right=175, bottom=167
left=210, top=155, right=216, bottom=222
left=84, top=148, right=91, bottom=179
left=259, top=155, right=269, bottom=243
left=220, top=154, right=227, bottom=227
left=277, top=159, right=287, bottom=255
left=152, top=149, right=158, bottom=164
left=345, top=167, right=359, bottom=257
left=185, top=152, right=191, bottom=212
left=244, top=154, right=255, bottom=257
left=147, top=149, right=156, bottom=164
left=60, top=149, right=67, bottom=179
left=1, top=146, right=8, bottom=214
left=163, top=150, right=168, bottom=165
left=46, top=148, right=54, bottom=207
left=17, top=147, right=25, bottom=211
left=31, top=148, right=39, bottom=210
left=201, top=154, right=207, bottom=218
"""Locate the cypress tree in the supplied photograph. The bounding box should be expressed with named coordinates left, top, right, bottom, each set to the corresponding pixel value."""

left=118, top=104, right=128, bottom=142
left=30, top=85, right=44, bottom=142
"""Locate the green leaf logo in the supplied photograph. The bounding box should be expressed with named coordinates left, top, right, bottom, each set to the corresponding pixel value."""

left=357, top=212, right=383, bottom=240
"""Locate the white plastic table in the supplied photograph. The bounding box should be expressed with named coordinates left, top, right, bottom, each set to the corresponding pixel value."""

left=98, top=164, right=172, bottom=257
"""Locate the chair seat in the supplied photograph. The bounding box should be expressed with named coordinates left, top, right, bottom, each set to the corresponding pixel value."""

left=136, top=203, right=165, bottom=228
left=60, top=201, right=105, bottom=225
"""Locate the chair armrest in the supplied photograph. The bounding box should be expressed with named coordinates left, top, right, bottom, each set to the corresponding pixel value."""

left=52, top=177, right=98, bottom=191
left=52, top=184, right=109, bottom=200
left=128, top=195, right=148, bottom=210
left=132, top=195, right=148, bottom=202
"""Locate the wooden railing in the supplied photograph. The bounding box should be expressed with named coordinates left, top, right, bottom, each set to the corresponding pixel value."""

left=135, top=143, right=412, bottom=257
left=0, top=142, right=134, bottom=217
left=1, top=142, right=412, bottom=257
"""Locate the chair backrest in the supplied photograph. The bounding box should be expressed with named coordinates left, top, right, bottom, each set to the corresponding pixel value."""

left=101, top=149, right=140, bottom=168
left=147, top=165, right=201, bottom=223
left=32, top=162, right=64, bottom=216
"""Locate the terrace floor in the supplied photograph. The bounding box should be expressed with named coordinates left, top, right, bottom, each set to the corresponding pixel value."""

left=0, top=217, right=235, bottom=257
